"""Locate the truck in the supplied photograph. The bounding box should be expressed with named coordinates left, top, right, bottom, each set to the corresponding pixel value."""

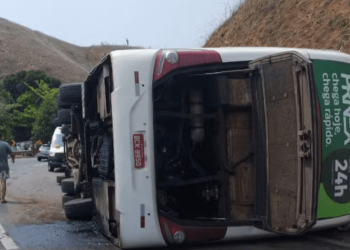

left=58, top=47, right=350, bottom=249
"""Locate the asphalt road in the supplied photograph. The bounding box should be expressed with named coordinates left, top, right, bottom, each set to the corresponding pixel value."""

left=0, top=157, right=116, bottom=250
left=1, top=158, right=350, bottom=250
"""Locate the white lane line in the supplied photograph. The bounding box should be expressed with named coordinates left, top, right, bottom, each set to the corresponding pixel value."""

left=0, top=223, right=19, bottom=250
left=34, top=164, right=46, bottom=167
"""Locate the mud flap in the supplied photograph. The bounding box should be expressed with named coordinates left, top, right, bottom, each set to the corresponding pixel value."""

left=249, top=52, right=320, bottom=235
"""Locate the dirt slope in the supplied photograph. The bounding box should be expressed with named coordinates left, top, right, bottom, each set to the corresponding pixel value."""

left=0, top=17, right=140, bottom=83
left=205, top=0, right=350, bottom=54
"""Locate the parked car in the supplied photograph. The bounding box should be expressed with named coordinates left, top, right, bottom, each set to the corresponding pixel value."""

left=48, top=127, right=65, bottom=172
left=37, top=144, right=50, bottom=161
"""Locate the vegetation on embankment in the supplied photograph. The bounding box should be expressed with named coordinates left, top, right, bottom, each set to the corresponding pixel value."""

left=205, top=0, right=350, bottom=55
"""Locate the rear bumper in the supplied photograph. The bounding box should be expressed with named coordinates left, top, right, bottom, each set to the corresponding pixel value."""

left=48, top=155, right=65, bottom=167
left=37, top=154, right=49, bottom=158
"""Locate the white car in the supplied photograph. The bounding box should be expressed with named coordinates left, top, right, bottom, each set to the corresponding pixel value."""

left=48, top=127, right=65, bottom=172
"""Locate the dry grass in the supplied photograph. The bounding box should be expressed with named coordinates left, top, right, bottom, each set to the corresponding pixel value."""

left=0, top=17, right=141, bottom=83
left=205, top=0, right=350, bottom=54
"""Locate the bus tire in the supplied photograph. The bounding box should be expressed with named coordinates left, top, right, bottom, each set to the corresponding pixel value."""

left=64, top=198, right=92, bottom=220
left=53, top=118, right=60, bottom=127
left=57, top=109, right=71, bottom=125
left=58, top=93, right=72, bottom=109
left=56, top=175, right=66, bottom=184
left=61, top=178, right=75, bottom=194
left=59, top=83, right=82, bottom=104
left=62, top=194, right=78, bottom=208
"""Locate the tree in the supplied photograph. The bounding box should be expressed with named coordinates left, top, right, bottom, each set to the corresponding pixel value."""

left=0, top=87, right=19, bottom=141
left=8, top=80, right=59, bottom=142
left=15, top=80, right=59, bottom=142
left=0, top=103, right=17, bottom=141
left=29, top=81, right=59, bottom=142
left=1, top=71, right=60, bottom=142
left=12, top=90, right=39, bottom=126
left=3, top=70, right=61, bottom=101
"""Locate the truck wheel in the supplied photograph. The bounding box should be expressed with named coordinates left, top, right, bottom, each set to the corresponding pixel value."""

left=57, top=109, right=71, bottom=125
left=62, top=194, right=78, bottom=208
left=48, top=163, right=54, bottom=172
left=64, top=198, right=92, bottom=220
left=61, top=178, right=75, bottom=194
left=59, top=83, right=82, bottom=104
left=56, top=175, right=66, bottom=184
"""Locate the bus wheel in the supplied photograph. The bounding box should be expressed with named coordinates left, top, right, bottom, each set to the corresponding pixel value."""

left=62, top=194, right=78, bottom=208
left=61, top=178, right=75, bottom=194
left=64, top=198, right=92, bottom=220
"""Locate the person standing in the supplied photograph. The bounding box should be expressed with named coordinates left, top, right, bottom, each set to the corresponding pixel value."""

left=0, top=131, right=15, bottom=203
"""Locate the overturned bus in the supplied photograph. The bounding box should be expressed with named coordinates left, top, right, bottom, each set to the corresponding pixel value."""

left=59, top=47, right=350, bottom=249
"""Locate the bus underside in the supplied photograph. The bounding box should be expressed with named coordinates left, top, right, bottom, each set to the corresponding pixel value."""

left=153, top=52, right=319, bottom=241
left=62, top=51, right=318, bottom=247
left=153, top=63, right=256, bottom=226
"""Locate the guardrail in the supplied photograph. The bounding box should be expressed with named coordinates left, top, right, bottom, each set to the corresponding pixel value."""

left=11, top=141, right=36, bottom=156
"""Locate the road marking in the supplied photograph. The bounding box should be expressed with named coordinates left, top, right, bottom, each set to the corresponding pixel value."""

left=34, top=164, right=46, bottom=167
left=0, top=223, right=19, bottom=250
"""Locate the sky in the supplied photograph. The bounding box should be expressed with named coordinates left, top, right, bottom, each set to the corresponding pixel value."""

left=0, top=0, right=242, bottom=48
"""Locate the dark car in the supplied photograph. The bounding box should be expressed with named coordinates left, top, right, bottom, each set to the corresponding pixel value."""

left=37, top=144, right=50, bottom=161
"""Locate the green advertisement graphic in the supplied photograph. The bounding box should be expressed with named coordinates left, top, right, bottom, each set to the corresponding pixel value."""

left=313, top=60, right=350, bottom=218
